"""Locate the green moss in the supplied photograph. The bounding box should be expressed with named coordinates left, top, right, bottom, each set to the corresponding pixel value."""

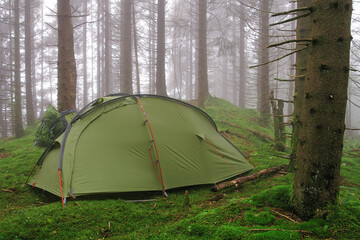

left=249, top=185, right=293, bottom=212
left=252, top=230, right=300, bottom=240
left=213, top=225, right=246, bottom=240
left=244, top=208, right=275, bottom=226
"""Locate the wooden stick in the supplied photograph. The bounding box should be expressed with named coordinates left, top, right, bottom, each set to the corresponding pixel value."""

left=270, top=208, right=301, bottom=223
left=211, top=164, right=288, bottom=192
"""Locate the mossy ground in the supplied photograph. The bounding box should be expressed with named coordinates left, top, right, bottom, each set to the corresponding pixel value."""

left=0, top=98, right=359, bottom=239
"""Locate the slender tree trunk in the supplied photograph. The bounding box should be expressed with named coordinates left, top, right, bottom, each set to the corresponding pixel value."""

left=14, top=0, right=24, bottom=138
left=289, top=0, right=311, bottom=169
left=293, top=0, right=352, bottom=219
left=258, top=0, right=270, bottom=120
left=120, top=0, right=133, bottom=94
left=57, top=0, right=77, bottom=112
left=104, top=0, right=112, bottom=95
left=132, top=0, right=141, bottom=94
left=83, top=0, right=88, bottom=105
left=156, top=0, right=167, bottom=96
left=232, top=18, right=237, bottom=105
left=40, top=2, right=44, bottom=117
left=238, top=8, right=246, bottom=108
left=222, top=56, right=228, bottom=100
left=197, top=0, right=209, bottom=108
left=97, top=0, right=101, bottom=97
left=25, top=0, right=35, bottom=125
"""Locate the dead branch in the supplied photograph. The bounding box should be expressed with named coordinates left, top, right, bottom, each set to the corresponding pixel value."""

left=211, top=164, right=288, bottom=192
left=267, top=39, right=313, bottom=48
left=271, top=98, right=294, bottom=103
left=270, top=12, right=311, bottom=26
left=220, top=121, right=241, bottom=128
left=270, top=208, right=301, bottom=223
left=46, top=22, right=58, bottom=31
left=274, top=78, right=295, bottom=82
left=271, top=7, right=311, bottom=17
left=250, top=47, right=307, bottom=68
left=246, top=129, right=274, bottom=141
left=346, top=128, right=360, bottom=130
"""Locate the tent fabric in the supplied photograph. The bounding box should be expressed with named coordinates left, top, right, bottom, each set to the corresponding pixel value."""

left=29, top=94, right=253, bottom=198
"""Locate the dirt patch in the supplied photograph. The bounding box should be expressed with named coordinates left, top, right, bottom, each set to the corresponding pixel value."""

left=0, top=149, right=10, bottom=160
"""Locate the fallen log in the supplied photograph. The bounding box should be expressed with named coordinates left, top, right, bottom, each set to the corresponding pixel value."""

left=246, top=129, right=274, bottom=141
left=211, top=164, right=288, bottom=192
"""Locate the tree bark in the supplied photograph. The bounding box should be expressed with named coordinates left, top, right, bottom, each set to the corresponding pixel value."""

left=289, top=0, right=311, bottom=170
left=197, top=0, right=209, bottom=108
left=82, top=0, right=88, bottom=106
left=120, top=0, right=133, bottom=94
left=25, top=0, right=35, bottom=126
left=293, top=0, right=352, bottom=219
left=258, top=0, right=270, bottom=121
left=104, top=0, right=112, bottom=95
left=132, top=0, right=141, bottom=94
left=156, top=0, right=167, bottom=96
left=14, top=0, right=24, bottom=138
left=238, top=7, right=246, bottom=108
left=57, top=0, right=77, bottom=112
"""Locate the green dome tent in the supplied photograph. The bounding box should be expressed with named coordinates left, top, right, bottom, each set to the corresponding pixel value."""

left=28, top=94, right=253, bottom=205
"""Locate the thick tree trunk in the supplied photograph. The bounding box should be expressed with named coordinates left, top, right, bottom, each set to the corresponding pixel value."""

left=14, top=0, right=24, bottom=138
left=293, top=0, right=352, bottom=219
left=289, top=0, right=311, bottom=170
left=57, top=0, right=77, bottom=112
left=156, top=0, right=167, bottom=96
left=120, top=0, right=133, bottom=94
left=25, top=0, right=35, bottom=126
left=197, top=0, right=209, bottom=108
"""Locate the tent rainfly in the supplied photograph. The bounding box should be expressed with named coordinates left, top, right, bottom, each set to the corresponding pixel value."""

left=28, top=94, right=253, bottom=205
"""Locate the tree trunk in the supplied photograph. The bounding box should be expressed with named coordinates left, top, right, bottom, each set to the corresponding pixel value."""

left=40, top=2, right=44, bottom=117
left=238, top=7, right=246, bottom=108
left=57, top=0, right=77, bottom=112
left=197, top=0, right=209, bottom=108
left=104, top=0, right=112, bottom=95
left=132, top=0, right=141, bottom=94
left=156, top=0, right=167, bottom=96
left=14, top=0, right=24, bottom=138
left=25, top=0, right=35, bottom=126
left=97, top=0, right=101, bottom=98
left=120, top=0, right=133, bottom=94
left=289, top=0, right=311, bottom=170
left=82, top=0, right=88, bottom=106
left=258, top=0, right=270, bottom=121
left=293, top=0, right=352, bottom=219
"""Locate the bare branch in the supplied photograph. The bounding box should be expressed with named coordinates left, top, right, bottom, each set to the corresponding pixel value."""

left=271, top=7, right=311, bottom=17
left=270, top=13, right=311, bottom=26
left=46, top=22, right=58, bottom=31
left=274, top=78, right=295, bottom=82
left=250, top=47, right=307, bottom=68
left=268, top=39, right=313, bottom=48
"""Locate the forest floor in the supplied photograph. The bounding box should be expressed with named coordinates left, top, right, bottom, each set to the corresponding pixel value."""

left=0, top=98, right=359, bottom=240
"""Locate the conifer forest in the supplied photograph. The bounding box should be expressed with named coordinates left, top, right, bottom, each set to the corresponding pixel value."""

left=0, top=0, right=359, bottom=239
